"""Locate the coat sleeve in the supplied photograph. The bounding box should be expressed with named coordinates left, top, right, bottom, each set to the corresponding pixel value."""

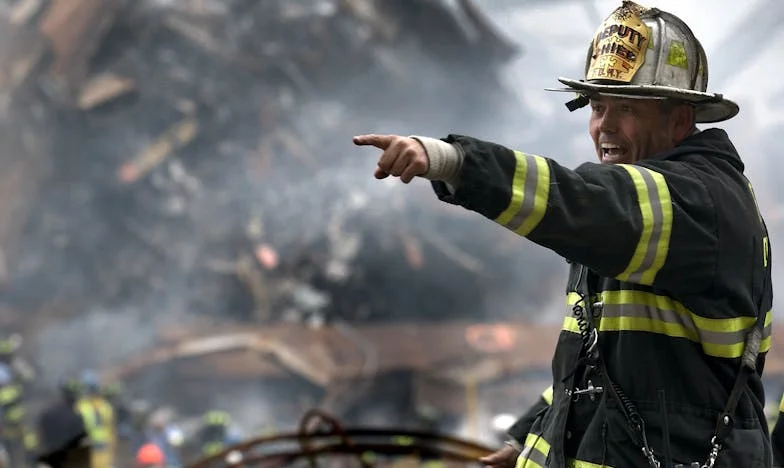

left=506, top=386, right=553, bottom=444
left=431, top=134, right=719, bottom=293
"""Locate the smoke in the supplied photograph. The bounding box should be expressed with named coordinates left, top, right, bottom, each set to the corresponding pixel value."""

left=0, top=0, right=566, bottom=421
left=9, top=0, right=782, bottom=441
left=33, top=304, right=190, bottom=387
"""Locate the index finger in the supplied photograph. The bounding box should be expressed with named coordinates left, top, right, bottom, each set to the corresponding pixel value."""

left=353, top=134, right=396, bottom=149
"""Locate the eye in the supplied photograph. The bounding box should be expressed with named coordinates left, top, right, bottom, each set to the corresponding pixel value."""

left=620, top=104, right=633, bottom=113
left=591, top=104, right=605, bottom=114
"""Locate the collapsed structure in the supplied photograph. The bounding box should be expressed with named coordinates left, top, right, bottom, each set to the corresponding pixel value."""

left=0, top=0, right=567, bottom=437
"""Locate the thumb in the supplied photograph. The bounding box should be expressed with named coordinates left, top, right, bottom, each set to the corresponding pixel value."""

left=374, top=166, right=389, bottom=179
left=479, top=446, right=516, bottom=464
left=353, top=134, right=395, bottom=149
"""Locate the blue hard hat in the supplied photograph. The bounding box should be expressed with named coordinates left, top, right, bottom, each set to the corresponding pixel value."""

left=80, top=369, right=100, bottom=392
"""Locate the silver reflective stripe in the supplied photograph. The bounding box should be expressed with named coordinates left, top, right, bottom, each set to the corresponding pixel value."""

left=520, top=444, right=548, bottom=467
left=506, top=153, right=540, bottom=232
left=600, top=303, right=745, bottom=345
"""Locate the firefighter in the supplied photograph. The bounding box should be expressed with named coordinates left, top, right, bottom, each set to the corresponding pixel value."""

left=771, top=393, right=784, bottom=468
left=76, top=371, right=116, bottom=468
left=36, top=377, right=90, bottom=468
left=0, top=334, right=33, bottom=467
left=0, top=334, right=35, bottom=466
left=0, top=361, right=26, bottom=466
left=143, top=408, right=183, bottom=468
left=354, top=2, right=771, bottom=466
left=194, top=410, right=241, bottom=458
left=0, top=334, right=35, bottom=384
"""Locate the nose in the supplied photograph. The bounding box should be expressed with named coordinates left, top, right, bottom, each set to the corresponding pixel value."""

left=598, top=108, right=619, bottom=134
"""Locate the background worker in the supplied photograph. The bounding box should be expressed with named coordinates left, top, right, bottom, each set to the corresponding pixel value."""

left=76, top=370, right=116, bottom=468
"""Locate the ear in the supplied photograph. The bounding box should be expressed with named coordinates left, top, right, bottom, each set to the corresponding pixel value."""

left=671, top=104, right=695, bottom=142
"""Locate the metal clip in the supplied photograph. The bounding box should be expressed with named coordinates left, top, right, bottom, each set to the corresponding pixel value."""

left=591, top=300, right=604, bottom=318
left=641, top=446, right=660, bottom=468
left=573, top=380, right=604, bottom=401
left=700, top=437, right=721, bottom=468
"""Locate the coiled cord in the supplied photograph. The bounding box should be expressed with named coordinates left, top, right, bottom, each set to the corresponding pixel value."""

left=572, top=294, right=593, bottom=350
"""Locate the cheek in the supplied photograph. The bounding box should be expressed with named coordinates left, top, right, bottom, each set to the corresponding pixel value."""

left=619, top=123, right=642, bottom=148
left=589, top=119, right=600, bottom=142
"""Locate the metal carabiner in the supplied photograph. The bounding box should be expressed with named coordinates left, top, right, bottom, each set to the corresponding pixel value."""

left=591, top=300, right=604, bottom=318
left=641, top=446, right=661, bottom=468
left=700, top=437, right=722, bottom=468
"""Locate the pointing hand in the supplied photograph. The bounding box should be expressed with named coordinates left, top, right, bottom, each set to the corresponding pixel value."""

left=353, top=134, right=429, bottom=184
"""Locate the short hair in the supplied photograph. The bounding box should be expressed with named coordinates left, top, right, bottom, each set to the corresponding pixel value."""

left=659, top=99, right=697, bottom=127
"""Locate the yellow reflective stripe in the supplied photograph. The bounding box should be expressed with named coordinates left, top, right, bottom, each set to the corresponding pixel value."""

left=563, top=291, right=772, bottom=359
left=541, top=385, right=554, bottom=405
left=563, top=312, right=772, bottom=358
left=746, top=182, right=770, bottom=268
left=494, top=151, right=550, bottom=236
left=98, top=400, right=114, bottom=425
left=515, top=433, right=550, bottom=468
left=567, top=459, right=615, bottom=468
left=615, top=165, right=672, bottom=285
left=779, top=393, right=784, bottom=413
left=77, top=399, right=112, bottom=444
left=0, top=384, right=21, bottom=403
left=763, top=311, right=773, bottom=353
left=4, top=404, right=24, bottom=421
left=762, top=334, right=772, bottom=354
left=203, top=441, right=225, bottom=455
left=421, top=461, right=445, bottom=468
left=748, top=182, right=763, bottom=223
left=566, top=291, right=773, bottom=333
left=23, top=430, right=38, bottom=449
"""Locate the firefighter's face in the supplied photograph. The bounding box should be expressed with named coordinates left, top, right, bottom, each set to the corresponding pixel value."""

left=589, top=96, right=694, bottom=164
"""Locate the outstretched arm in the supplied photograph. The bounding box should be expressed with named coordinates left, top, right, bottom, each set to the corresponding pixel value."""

left=354, top=133, right=718, bottom=293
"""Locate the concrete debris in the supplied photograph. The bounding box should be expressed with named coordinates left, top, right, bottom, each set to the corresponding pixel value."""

left=0, top=0, right=568, bottom=384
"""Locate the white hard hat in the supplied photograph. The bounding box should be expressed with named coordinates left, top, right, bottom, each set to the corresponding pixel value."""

left=166, top=426, right=185, bottom=447
left=225, top=450, right=243, bottom=465
left=547, top=1, right=738, bottom=123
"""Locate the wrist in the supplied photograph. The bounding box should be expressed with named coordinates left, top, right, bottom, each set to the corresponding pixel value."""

left=409, top=135, right=463, bottom=185
left=504, top=439, right=523, bottom=452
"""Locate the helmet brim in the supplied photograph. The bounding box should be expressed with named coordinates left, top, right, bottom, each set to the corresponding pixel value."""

left=546, top=77, right=739, bottom=123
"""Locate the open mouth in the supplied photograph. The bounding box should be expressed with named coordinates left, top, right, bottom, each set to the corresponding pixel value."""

left=600, top=143, right=626, bottom=162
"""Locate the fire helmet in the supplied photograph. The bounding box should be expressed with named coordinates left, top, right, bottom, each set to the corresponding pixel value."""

left=547, top=1, right=738, bottom=123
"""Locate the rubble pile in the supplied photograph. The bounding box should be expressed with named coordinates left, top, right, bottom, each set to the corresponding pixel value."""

left=0, top=0, right=566, bottom=334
